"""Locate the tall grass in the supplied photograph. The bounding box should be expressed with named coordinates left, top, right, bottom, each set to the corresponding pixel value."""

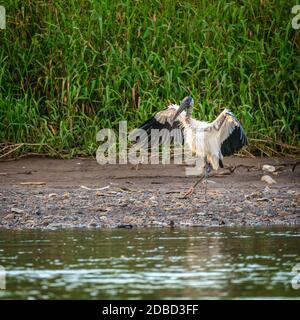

left=0, top=0, right=299, bottom=157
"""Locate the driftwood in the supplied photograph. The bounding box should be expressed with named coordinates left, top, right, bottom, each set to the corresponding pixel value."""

left=224, top=164, right=257, bottom=174
left=292, top=161, right=300, bottom=172
left=0, top=143, right=65, bottom=161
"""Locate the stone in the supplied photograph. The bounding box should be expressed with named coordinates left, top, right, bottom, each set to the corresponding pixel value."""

left=261, top=175, right=277, bottom=185
left=262, top=164, right=276, bottom=172
left=11, top=207, right=25, bottom=214
left=48, top=193, right=58, bottom=198
left=4, top=213, right=15, bottom=220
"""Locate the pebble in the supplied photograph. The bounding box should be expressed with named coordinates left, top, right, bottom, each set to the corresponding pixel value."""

left=262, top=164, right=276, bottom=173
left=256, top=198, right=270, bottom=202
left=49, top=193, right=58, bottom=198
left=261, top=175, right=277, bottom=185
left=196, top=212, right=206, bottom=216
left=245, top=191, right=260, bottom=199
left=4, top=213, right=15, bottom=220
left=11, top=208, right=25, bottom=214
left=0, top=183, right=298, bottom=230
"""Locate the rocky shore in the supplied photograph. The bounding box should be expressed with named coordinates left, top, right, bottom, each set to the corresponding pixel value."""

left=0, top=157, right=299, bottom=229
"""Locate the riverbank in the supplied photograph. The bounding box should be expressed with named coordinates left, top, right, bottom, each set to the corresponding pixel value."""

left=0, top=157, right=299, bottom=230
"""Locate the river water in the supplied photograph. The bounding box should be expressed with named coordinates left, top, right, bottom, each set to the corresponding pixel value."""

left=0, top=226, right=299, bottom=299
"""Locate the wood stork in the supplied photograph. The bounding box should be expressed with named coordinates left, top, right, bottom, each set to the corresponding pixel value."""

left=138, top=96, right=248, bottom=198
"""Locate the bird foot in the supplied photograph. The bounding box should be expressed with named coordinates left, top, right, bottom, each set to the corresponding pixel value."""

left=182, top=186, right=195, bottom=198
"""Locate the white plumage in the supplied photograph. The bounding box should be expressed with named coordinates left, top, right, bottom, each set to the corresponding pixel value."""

left=138, top=96, right=248, bottom=197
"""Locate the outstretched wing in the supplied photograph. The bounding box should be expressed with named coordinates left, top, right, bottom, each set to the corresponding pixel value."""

left=136, top=105, right=185, bottom=145
left=207, top=109, right=248, bottom=156
left=139, top=105, right=184, bottom=132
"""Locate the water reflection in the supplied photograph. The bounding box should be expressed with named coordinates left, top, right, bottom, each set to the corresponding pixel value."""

left=0, top=226, right=299, bottom=299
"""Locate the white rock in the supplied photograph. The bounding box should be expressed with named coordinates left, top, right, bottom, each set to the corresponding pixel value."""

left=261, top=175, right=277, bottom=185
left=202, top=179, right=216, bottom=184
left=11, top=208, right=24, bottom=214
left=48, top=193, right=58, bottom=198
left=262, top=164, right=276, bottom=172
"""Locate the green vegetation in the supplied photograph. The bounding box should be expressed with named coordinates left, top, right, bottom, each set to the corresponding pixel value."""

left=0, top=0, right=299, bottom=158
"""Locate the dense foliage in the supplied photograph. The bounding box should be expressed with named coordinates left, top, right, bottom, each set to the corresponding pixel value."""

left=0, top=0, right=299, bottom=157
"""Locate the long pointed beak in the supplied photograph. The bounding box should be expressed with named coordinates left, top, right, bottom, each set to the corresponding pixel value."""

left=171, top=96, right=193, bottom=123
left=172, top=103, right=187, bottom=123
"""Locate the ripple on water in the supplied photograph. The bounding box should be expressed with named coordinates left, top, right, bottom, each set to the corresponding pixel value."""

left=0, top=226, right=299, bottom=299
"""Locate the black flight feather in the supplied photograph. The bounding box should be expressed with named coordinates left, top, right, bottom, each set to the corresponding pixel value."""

left=220, top=113, right=248, bottom=157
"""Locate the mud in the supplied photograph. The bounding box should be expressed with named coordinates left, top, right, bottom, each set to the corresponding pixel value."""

left=0, top=157, right=299, bottom=229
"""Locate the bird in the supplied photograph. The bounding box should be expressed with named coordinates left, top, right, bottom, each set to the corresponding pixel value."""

left=137, top=96, right=248, bottom=198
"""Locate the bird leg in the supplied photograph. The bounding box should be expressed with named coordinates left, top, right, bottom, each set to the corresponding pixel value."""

left=204, top=162, right=211, bottom=201
left=182, top=162, right=211, bottom=199
left=182, top=174, right=204, bottom=198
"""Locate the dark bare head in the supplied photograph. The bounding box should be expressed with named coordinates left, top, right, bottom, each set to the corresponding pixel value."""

left=172, top=96, right=194, bottom=123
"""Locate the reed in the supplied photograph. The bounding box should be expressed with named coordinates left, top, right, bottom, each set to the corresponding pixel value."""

left=0, top=0, right=299, bottom=157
